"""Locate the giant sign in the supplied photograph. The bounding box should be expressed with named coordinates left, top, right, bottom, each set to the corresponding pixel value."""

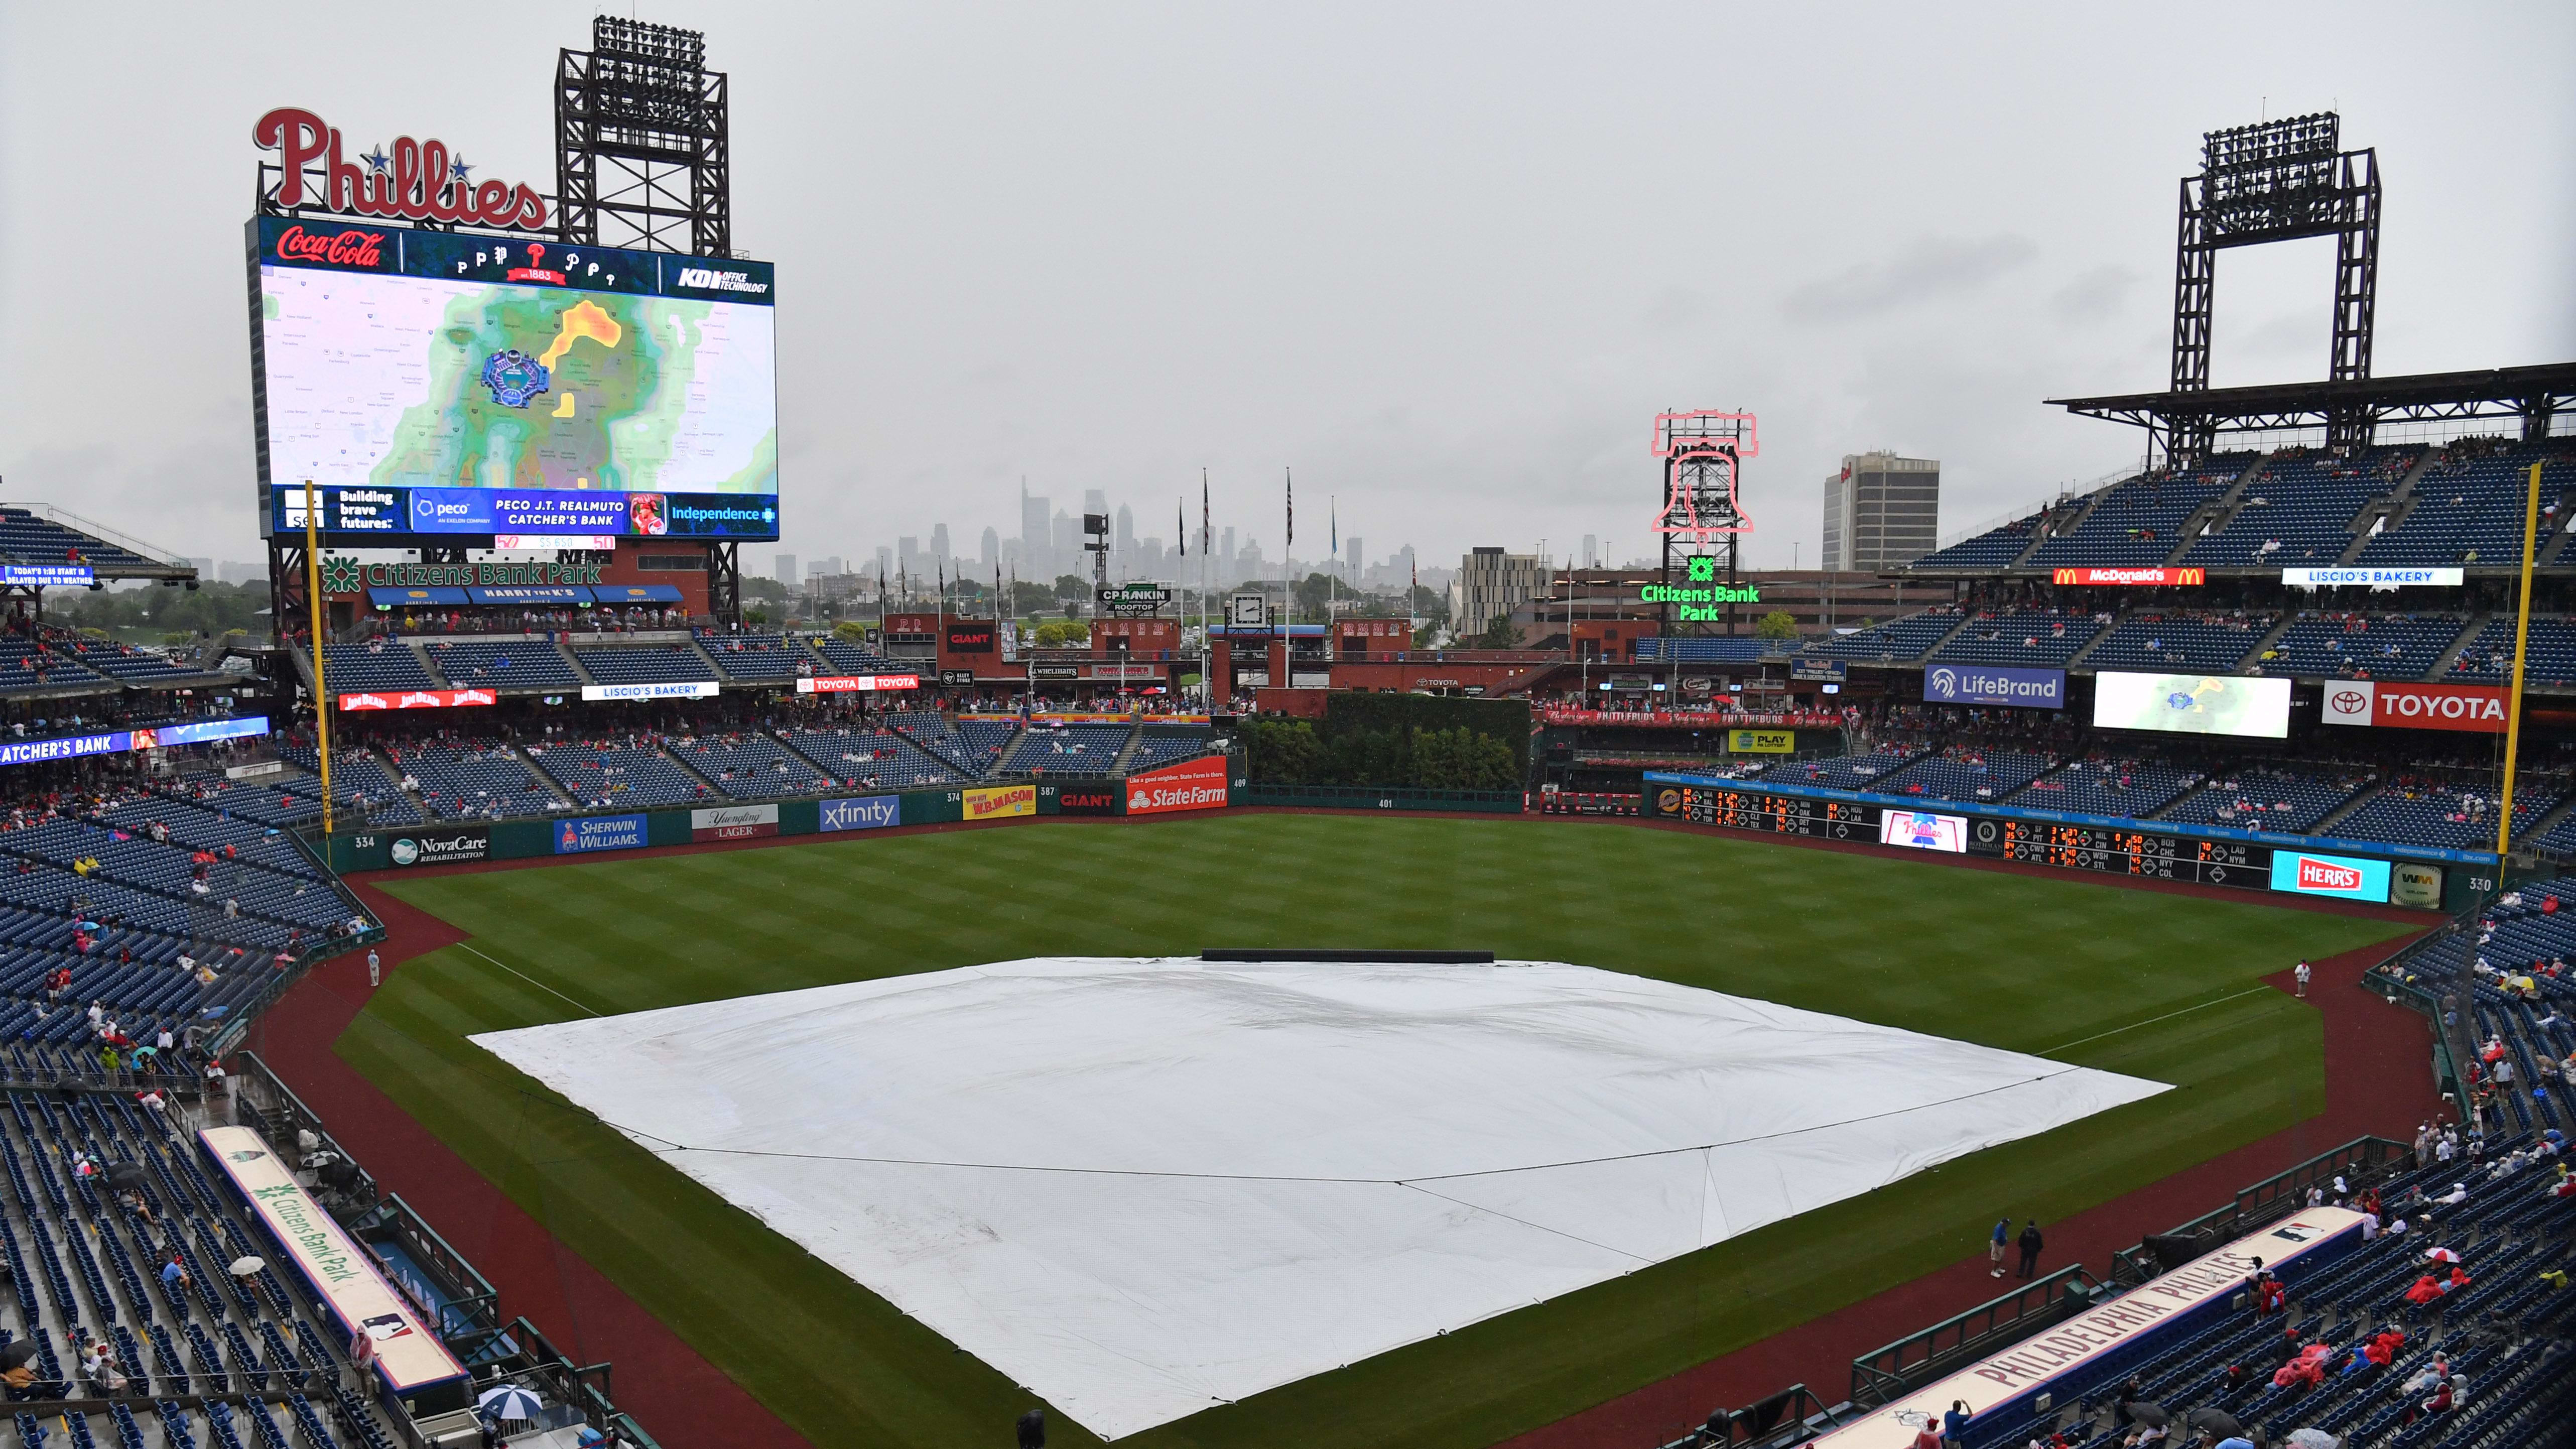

left=1921, top=664, right=2064, bottom=709
left=1126, top=756, right=1230, bottom=816
left=251, top=214, right=777, bottom=542
left=199, top=1125, right=467, bottom=1394
left=2321, top=680, right=2508, bottom=733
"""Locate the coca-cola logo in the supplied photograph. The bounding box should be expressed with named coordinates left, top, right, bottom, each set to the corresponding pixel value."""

left=274, top=224, right=386, bottom=268
left=256, top=106, right=547, bottom=231
left=2297, top=858, right=2363, bottom=891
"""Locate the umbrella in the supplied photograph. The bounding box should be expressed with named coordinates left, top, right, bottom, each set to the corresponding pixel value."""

left=0, top=1341, right=32, bottom=1369
left=2424, top=1246, right=2462, bottom=1263
left=227, top=1256, right=264, bottom=1277
left=103, top=1163, right=147, bottom=1188
left=477, top=1385, right=545, bottom=1419
left=2122, top=1403, right=2170, bottom=1429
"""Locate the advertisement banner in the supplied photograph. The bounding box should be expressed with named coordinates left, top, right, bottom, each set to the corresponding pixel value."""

left=555, top=813, right=648, bottom=854
left=1126, top=756, right=1230, bottom=816
left=387, top=827, right=491, bottom=868
left=2391, top=861, right=2445, bottom=909
left=1789, top=659, right=1848, bottom=682
left=199, top=1126, right=464, bottom=1393
left=0, top=715, right=269, bottom=769
left=818, top=795, right=902, bottom=832
left=964, top=784, right=1038, bottom=821
left=796, top=674, right=921, bottom=694
left=690, top=803, right=780, bottom=842
left=1, top=565, right=95, bottom=587
left=581, top=681, right=720, bottom=701
left=944, top=624, right=998, bottom=653
left=1056, top=786, right=1123, bottom=815
left=2282, top=567, right=2464, bottom=589
left=2269, top=850, right=2392, bottom=902
left=338, top=689, right=498, bottom=711
left=2320, top=680, right=2507, bottom=733
left=1922, top=664, right=2065, bottom=709
left=1730, top=729, right=1795, bottom=753
left=2048, top=567, right=2205, bottom=586
left=2093, top=671, right=2290, bottom=738
left=1090, top=664, right=1161, bottom=681
left=1879, top=809, right=1968, bottom=853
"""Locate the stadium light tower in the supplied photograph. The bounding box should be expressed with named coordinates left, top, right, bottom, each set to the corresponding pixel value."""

left=1651, top=410, right=1758, bottom=641
left=556, top=17, right=732, bottom=257
left=2167, top=113, right=2380, bottom=461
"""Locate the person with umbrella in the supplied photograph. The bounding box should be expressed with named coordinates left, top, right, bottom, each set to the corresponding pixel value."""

left=0, top=1339, right=36, bottom=1399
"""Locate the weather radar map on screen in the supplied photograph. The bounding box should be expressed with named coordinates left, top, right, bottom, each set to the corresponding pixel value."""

left=2092, top=671, right=2292, bottom=739
left=251, top=218, right=778, bottom=539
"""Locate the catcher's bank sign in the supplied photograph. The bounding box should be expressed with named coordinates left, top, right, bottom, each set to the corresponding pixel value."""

left=1922, top=665, right=2064, bottom=709
left=2323, top=680, right=2508, bottom=733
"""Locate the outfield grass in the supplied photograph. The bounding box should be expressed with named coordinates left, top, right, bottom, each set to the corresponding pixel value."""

left=342, top=814, right=2412, bottom=1449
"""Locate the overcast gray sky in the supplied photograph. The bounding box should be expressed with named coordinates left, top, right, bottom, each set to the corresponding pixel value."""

left=3, top=2, right=2570, bottom=575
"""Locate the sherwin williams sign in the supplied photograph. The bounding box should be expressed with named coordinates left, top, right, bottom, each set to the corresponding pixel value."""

left=965, top=784, right=1038, bottom=820
left=819, top=795, right=901, bottom=832
left=2269, top=850, right=2391, bottom=902
left=556, top=813, right=648, bottom=853
left=1921, top=664, right=2064, bottom=709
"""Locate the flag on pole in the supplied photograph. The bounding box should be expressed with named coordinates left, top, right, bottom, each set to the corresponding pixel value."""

left=1177, top=499, right=1186, bottom=557
left=1285, top=469, right=1294, bottom=548
left=1330, top=498, right=1337, bottom=560
left=1202, top=473, right=1211, bottom=554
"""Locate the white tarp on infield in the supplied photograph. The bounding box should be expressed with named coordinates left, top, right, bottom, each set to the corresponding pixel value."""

left=473, top=958, right=2166, bottom=1439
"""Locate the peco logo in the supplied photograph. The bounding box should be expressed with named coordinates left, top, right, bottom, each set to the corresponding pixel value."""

left=2296, top=857, right=2363, bottom=892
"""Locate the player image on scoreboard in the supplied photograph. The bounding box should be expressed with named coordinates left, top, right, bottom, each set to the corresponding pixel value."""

left=1879, top=809, right=1968, bottom=854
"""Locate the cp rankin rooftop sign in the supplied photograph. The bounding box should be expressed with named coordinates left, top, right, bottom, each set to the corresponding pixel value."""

left=256, top=107, right=549, bottom=231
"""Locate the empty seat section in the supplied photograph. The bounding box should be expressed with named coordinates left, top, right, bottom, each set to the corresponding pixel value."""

left=417, top=640, right=581, bottom=691
left=2251, top=614, right=2465, bottom=679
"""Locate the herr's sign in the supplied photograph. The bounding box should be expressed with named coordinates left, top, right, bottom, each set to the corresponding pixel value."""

left=2283, top=566, right=2465, bottom=589
left=256, top=107, right=548, bottom=231
left=1922, top=664, right=2064, bottom=709
left=199, top=1126, right=466, bottom=1394
left=2321, top=680, right=2507, bottom=734
left=2049, top=567, right=2205, bottom=586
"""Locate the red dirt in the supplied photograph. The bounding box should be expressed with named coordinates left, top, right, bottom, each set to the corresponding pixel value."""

left=244, top=808, right=2443, bottom=1448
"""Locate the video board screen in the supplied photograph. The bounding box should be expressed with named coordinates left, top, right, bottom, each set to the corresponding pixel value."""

left=250, top=217, right=778, bottom=540
left=1879, top=809, right=1967, bottom=853
left=2091, top=671, right=2291, bottom=739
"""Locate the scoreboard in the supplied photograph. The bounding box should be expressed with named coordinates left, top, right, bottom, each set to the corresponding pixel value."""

left=1652, top=784, right=2274, bottom=890
left=1988, top=820, right=2268, bottom=888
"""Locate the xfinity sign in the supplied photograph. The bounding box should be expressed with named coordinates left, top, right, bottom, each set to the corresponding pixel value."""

left=1921, top=664, right=2064, bottom=709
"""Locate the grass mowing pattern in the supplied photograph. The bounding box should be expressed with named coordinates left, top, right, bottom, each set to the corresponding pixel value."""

left=345, top=814, right=2411, bottom=1449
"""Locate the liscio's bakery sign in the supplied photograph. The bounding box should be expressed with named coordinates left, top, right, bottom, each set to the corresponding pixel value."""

left=257, top=106, right=549, bottom=231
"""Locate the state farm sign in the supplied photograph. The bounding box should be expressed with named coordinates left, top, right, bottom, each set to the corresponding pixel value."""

left=1125, top=756, right=1229, bottom=816
left=2322, top=680, right=2507, bottom=733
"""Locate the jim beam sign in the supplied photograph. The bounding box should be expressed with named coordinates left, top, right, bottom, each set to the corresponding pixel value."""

left=1098, top=584, right=1174, bottom=618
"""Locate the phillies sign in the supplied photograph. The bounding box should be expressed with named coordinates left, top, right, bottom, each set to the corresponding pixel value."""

left=2050, top=567, right=2205, bottom=586
left=256, top=107, right=548, bottom=231
left=2321, top=680, right=2508, bottom=734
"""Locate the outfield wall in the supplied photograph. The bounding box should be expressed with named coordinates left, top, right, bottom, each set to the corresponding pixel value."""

left=325, top=757, right=1235, bottom=872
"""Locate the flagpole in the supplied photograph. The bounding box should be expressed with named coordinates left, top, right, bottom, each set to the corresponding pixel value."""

left=2499, top=460, right=2544, bottom=856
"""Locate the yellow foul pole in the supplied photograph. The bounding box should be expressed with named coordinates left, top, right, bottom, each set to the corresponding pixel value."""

left=302, top=480, right=334, bottom=837
left=2496, top=460, right=2542, bottom=857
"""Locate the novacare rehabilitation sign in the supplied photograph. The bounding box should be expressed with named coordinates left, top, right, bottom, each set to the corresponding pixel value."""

left=198, top=1125, right=464, bottom=1392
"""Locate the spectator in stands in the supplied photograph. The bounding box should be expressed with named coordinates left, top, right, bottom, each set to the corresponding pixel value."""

left=1942, top=1400, right=1971, bottom=1447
